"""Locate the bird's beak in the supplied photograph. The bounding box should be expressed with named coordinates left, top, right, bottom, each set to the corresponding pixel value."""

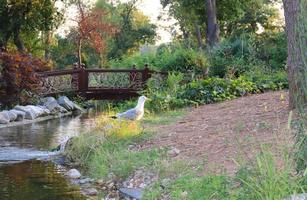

left=146, top=98, right=151, bottom=101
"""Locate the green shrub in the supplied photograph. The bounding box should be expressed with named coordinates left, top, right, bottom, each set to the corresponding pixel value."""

left=209, top=34, right=258, bottom=77
left=144, top=72, right=186, bottom=112
left=209, top=32, right=287, bottom=78
left=143, top=71, right=288, bottom=112
left=255, top=32, right=287, bottom=70
left=181, top=77, right=258, bottom=105
left=109, top=44, right=209, bottom=75
left=244, top=70, right=288, bottom=91
left=157, top=46, right=208, bottom=74
left=108, top=52, right=157, bottom=69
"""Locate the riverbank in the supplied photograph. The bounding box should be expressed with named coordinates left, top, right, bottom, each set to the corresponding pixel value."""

left=64, top=91, right=306, bottom=199
left=0, top=111, right=74, bottom=129
left=0, top=96, right=84, bottom=129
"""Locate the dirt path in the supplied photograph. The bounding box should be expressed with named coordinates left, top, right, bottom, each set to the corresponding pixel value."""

left=143, top=91, right=292, bottom=175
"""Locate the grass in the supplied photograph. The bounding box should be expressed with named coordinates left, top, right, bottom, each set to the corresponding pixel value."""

left=65, top=108, right=306, bottom=200
left=143, top=150, right=305, bottom=200
left=89, top=137, right=163, bottom=178
left=143, top=109, right=186, bottom=126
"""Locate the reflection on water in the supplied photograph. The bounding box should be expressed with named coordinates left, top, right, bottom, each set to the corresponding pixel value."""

left=0, top=109, right=102, bottom=200
left=0, top=113, right=97, bottom=150
left=0, top=160, right=85, bottom=200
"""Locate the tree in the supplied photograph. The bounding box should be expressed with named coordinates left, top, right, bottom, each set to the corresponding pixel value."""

left=103, top=0, right=157, bottom=59
left=283, top=0, right=307, bottom=109
left=0, top=52, right=50, bottom=106
left=74, top=0, right=117, bottom=66
left=0, top=0, right=63, bottom=53
left=206, top=0, right=219, bottom=47
left=161, top=0, right=281, bottom=47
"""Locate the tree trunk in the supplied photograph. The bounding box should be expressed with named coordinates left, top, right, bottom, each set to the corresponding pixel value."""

left=283, top=0, right=307, bottom=109
left=13, top=32, right=26, bottom=53
left=182, top=27, right=190, bottom=48
left=206, top=0, right=219, bottom=48
left=44, top=31, right=51, bottom=61
left=78, top=38, right=82, bottom=67
left=194, top=23, right=203, bottom=50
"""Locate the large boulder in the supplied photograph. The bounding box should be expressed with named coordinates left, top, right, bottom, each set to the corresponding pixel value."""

left=0, top=111, right=10, bottom=124
left=58, top=96, right=75, bottom=111
left=2, top=110, right=17, bottom=122
left=26, top=105, right=47, bottom=116
left=41, top=97, right=68, bottom=113
left=35, top=105, right=51, bottom=116
left=14, top=105, right=40, bottom=120
left=10, top=109, right=26, bottom=121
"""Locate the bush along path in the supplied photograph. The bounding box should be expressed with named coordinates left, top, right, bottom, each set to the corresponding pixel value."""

left=64, top=91, right=306, bottom=200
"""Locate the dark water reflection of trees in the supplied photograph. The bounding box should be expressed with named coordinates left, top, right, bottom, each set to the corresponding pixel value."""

left=0, top=160, right=85, bottom=200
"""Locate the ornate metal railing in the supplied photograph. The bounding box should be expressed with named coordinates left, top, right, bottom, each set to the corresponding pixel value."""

left=38, top=66, right=160, bottom=100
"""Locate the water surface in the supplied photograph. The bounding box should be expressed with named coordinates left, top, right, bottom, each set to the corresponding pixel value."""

left=0, top=110, right=101, bottom=200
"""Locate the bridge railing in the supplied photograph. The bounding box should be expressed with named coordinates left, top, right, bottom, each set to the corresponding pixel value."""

left=38, top=66, right=163, bottom=99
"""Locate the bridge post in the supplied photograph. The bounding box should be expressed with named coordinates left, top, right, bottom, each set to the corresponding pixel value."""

left=129, top=65, right=137, bottom=89
left=142, top=64, right=151, bottom=85
left=78, top=67, right=88, bottom=97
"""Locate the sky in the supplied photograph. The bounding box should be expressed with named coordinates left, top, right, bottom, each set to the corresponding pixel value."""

left=56, top=0, right=176, bottom=44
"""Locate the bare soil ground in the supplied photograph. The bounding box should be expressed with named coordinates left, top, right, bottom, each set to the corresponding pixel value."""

left=143, top=91, right=293, bottom=175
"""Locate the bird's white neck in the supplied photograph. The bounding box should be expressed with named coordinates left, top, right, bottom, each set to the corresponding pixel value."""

left=135, top=100, right=145, bottom=111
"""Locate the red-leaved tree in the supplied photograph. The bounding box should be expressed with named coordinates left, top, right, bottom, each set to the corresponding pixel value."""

left=0, top=52, right=50, bottom=107
left=75, top=0, right=118, bottom=67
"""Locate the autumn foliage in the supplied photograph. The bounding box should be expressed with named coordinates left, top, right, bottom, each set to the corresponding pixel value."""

left=0, top=52, right=50, bottom=107
left=76, top=1, right=118, bottom=66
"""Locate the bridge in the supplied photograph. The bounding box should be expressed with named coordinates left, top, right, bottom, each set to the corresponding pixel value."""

left=38, top=66, right=165, bottom=100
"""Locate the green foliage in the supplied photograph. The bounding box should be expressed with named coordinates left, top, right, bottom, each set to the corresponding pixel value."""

left=209, top=33, right=287, bottom=77
left=161, top=0, right=281, bottom=45
left=51, top=36, right=77, bottom=69
left=235, top=151, right=302, bottom=200
left=0, top=0, right=63, bottom=51
left=89, top=138, right=162, bottom=178
left=143, top=70, right=288, bottom=113
left=144, top=73, right=187, bottom=112
left=108, top=52, right=157, bottom=69
left=65, top=127, right=164, bottom=179
left=255, top=32, right=287, bottom=70
left=145, top=175, right=232, bottom=200
left=144, top=149, right=305, bottom=200
left=109, top=44, right=209, bottom=74
left=101, top=0, right=157, bottom=59
left=157, top=45, right=208, bottom=74
left=181, top=77, right=258, bottom=105
left=244, top=70, right=288, bottom=92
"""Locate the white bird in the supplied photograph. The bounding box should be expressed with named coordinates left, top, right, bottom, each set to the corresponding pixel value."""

left=114, top=96, right=148, bottom=121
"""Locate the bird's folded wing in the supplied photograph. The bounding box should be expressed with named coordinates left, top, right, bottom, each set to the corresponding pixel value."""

left=117, top=108, right=138, bottom=120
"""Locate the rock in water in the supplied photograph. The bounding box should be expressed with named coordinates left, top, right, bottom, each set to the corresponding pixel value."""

left=41, top=97, right=68, bottom=113
left=1, top=110, right=17, bottom=122
left=119, top=188, right=143, bottom=200
left=66, top=169, right=81, bottom=179
left=10, top=109, right=26, bottom=121
left=14, top=105, right=38, bottom=120
left=58, top=96, right=75, bottom=111
left=0, top=111, right=10, bottom=124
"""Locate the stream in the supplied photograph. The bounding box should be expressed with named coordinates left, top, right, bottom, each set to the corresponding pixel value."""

left=0, top=110, right=100, bottom=200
